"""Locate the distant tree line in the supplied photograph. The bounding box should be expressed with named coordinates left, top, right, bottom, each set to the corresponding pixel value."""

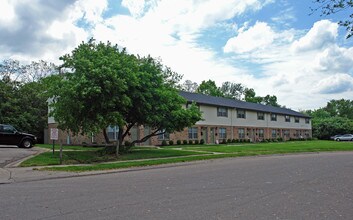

left=303, top=99, right=353, bottom=139
left=180, top=79, right=281, bottom=107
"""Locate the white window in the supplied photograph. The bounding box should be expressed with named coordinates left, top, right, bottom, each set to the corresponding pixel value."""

left=258, top=129, right=264, bottom=138
left=188, top=127, right=198, bottom=139
left=158, top=129, right=170, bottom=140
left=272, top=129, right=277, bottom=138
left=219, top=128, right=227, bottom=139
left=238, top=128, right=245, bottom=139
left=107, top=126, right=119, bottom=140
left=237, top=109, right=246, bottom=118
left=271, top=113, right=277, bottom=121
left=217, top=107, right=228, bottom=117
left=257, top=112, right=264, bottom=120
left=285, top=115, right=290, bottom=122
left=305, top=118, right=310, bottom=124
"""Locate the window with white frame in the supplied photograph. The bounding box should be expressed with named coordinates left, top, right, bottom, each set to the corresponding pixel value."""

left=271, top=113, right=277, bottom=121
left=217, top=107, right=228, bottom=117
left=285, top=115, right=290, bottom=122
left=158, top=129, right=170, bottom=140
left=305, top=118, right=310, bottom=124
left=294, top=117, right=299, bottom=123
left=107, top=126, right=119, bottom=140
left=272, top=129, right=277, bottom=138
left=188, top=127, right=198, bottom=139
left=219, top=128, right=227, bottom=139
left=237, top=109, right=246, bottom=118
left=238, top=128, right=245, bottom=139
left=258, top=129, right=264, bottom=138
left=257, top=112, right=265, bottom=120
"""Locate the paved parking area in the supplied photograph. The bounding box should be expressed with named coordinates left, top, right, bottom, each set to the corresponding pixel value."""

left=0, top=145, right=40, bottom=167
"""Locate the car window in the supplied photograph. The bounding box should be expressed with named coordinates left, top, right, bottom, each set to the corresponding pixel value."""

left=3, top=125, right=16, bottom=133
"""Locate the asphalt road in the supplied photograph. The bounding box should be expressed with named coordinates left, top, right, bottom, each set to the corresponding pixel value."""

left=1, top=152, right=353, bottom=220
left=0, top=145, right=39, bottom=167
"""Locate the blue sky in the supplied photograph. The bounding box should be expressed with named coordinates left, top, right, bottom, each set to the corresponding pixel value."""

left=0, top=0, right=352, bottom=110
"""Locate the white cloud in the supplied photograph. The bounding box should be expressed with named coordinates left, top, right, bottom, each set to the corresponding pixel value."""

left=1, top=1, right=352, bottom=110
left=223, top=21, right=276, bottom=53
left=222, top=19, right=353, bottom=109
left=72, top=0, right=108, bottom=24
left=0, top=0, right=17, bottom=29
left=313, top=74, right=353, bottom=94
left=314, top=45, right=353, bottom=73
left=121, top=0, right=151, bottom=17
left=291, top=20, right=338, bottom=53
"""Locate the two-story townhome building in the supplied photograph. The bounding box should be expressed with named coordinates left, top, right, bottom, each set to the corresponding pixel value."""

left=152, top=91, right=312, bottom=145
left=46, top=91, right=311, bottom=145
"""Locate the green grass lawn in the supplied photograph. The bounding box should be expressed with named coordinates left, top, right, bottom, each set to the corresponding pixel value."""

left=180, top=140, right=353, bottom=153
left=23, top=140, right=353, bottom=172
left=35, top=144, right=100, bottom=151
left=20, top=148, right=208, bottom=167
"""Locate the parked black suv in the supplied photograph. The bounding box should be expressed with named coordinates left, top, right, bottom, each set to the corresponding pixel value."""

left=0, top=124, right=37, bottom=148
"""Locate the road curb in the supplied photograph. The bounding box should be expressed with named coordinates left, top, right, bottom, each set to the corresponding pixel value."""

left=0, top=168, right=13, bottom=184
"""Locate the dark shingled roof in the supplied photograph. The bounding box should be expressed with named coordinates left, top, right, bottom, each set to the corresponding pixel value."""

left=179, top=91, right=310, bottom=118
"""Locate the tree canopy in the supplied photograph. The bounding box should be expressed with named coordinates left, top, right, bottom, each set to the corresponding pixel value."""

left=196, top=80, right=224, bottom=97
left=48, top=39, right=201, bottom=154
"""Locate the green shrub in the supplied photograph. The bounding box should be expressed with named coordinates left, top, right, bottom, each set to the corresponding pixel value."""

left=200, top=139, right=205, bottom=145
left=177, top=140, right=182, bottom=145
left=222, top=139, right=227, bottom=144
left=194, top=140, right=199, bottom=145
left=169, top=140, right=174, bottom=145
left=124, top=141, right=131, bottom=146
left=161, top=140, right=167, bottom=146
left=183, top=140, right=188, bottom=145
left=227, top=139, right=232, bottom=144
left=232, top=139, right=236, bottom=143
left=277, top=137, right=283, bottom=142
left=188, top=140, right=193, bottom=145
left=239, top=139, right=243, bottom=143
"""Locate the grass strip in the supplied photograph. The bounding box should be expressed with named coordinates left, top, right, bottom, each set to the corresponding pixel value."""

left=20, top=149, right=208, bottom=167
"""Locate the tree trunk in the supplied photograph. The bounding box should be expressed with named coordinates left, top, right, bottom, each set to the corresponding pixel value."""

left=115, top=140, right=120, bottom=157
left=102, top=128, right=110, bottom=144
left=116, top=127, right=124, bottom=157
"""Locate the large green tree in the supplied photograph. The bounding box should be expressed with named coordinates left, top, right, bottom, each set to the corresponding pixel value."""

left=312, top=0, right=353, bottom=38
left=48, top=39, right=201, bottom=155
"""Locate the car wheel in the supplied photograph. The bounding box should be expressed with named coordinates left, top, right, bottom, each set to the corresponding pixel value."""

left=336, top=138, right=340, bottom=142
left=21, top=139, right=33, bottom=148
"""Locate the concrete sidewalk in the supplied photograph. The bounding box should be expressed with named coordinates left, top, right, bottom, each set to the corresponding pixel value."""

left=0, top=155, right=204, bottom=184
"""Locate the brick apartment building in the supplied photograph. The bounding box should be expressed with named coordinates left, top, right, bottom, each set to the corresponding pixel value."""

left=46, top=91, right=312, bottom=145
